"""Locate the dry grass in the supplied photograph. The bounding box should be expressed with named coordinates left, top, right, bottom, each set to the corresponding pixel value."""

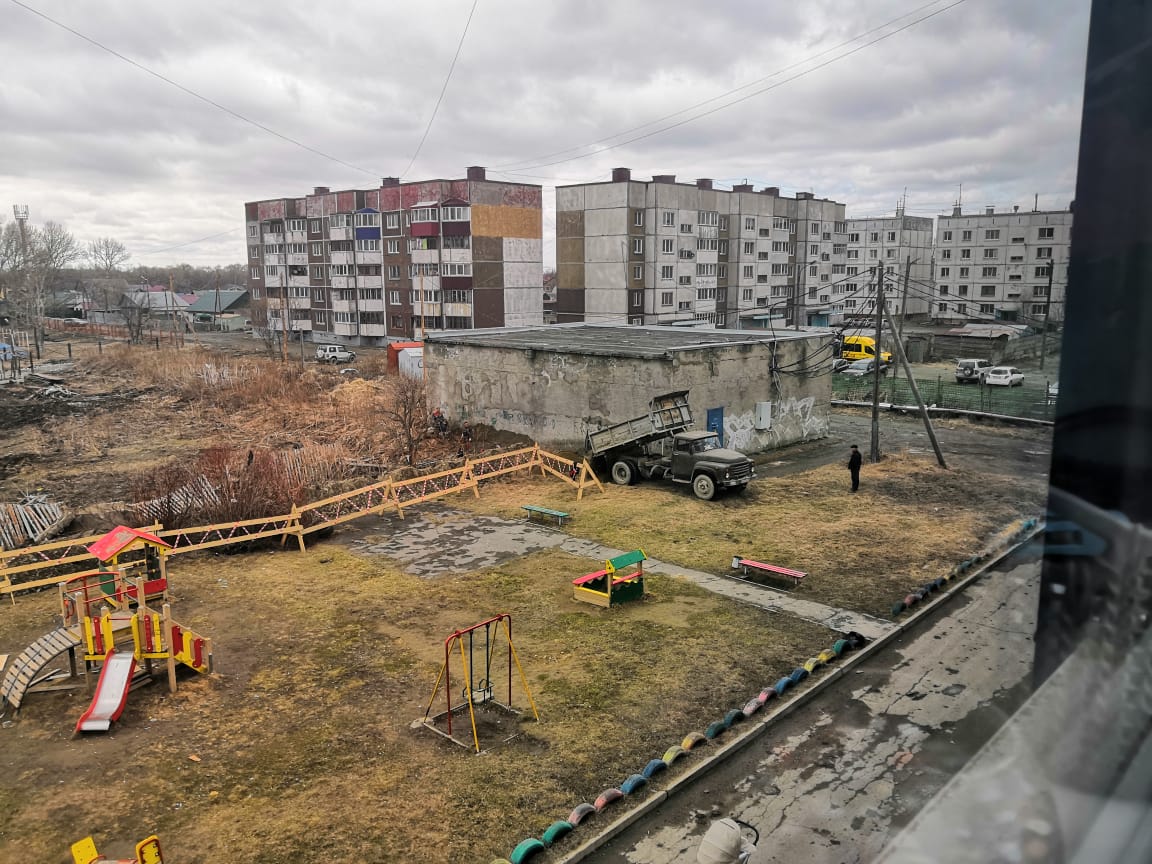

left=455, top=454, right=1045, bottom=618
left=0, top=543, right=831, bottom=863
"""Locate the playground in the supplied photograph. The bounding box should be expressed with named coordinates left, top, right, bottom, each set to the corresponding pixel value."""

left=0, top=341, right=1052, bottom=862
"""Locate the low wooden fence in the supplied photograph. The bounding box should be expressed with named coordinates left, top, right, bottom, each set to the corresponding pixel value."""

left=0, top=446, right=601, bottom=601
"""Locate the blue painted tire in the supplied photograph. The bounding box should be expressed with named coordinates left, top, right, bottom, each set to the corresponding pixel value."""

left=789, top=667, right=809, bottom=684
left=933, top=577, right=946, bottom=590
left=892, top=601, right=906, bottom=615
left=705, top=720, right=727, bottom=739
left=774, top=676, right=793, bottom=695
left=541, top=821, right=573, bottom=847
left=509, top=838, right=546, bottom=863
left=642, top=758, right=667, bottom=779
left=620, top=773, right=648, bottom=795
left=724, top=708, right=744, bottom=726
left=568, top=803, right=596, bottom=825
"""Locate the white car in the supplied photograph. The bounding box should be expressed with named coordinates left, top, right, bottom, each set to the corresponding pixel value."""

left=315, top=344, right=356, bottom=364
left=985, top=366, right=1024, bottom=387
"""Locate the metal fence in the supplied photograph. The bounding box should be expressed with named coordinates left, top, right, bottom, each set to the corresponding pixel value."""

left=832, top=374, right=1057, bottom=421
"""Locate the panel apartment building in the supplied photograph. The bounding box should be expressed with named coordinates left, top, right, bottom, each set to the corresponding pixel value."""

left=244, top=167, right=543, bottom=345
left=933, top=204, right=1072, bottom=324
left=843, top=212, right=935, bottom=322
left=555, top=169, right=847, bottom=329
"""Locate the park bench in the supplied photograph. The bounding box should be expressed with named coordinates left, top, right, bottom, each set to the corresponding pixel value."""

left=733, top=557, right=807, bottom=589
left=522, top=504, right=570, bottom=527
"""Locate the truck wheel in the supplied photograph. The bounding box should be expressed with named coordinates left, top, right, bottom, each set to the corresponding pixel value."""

left=611, top=461, right=635, bottom=486
left=692, top=474, right=716, bottom=501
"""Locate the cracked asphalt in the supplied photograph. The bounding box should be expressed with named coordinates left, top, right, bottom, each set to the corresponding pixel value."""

left=582, top=545, right=1041, bottom=864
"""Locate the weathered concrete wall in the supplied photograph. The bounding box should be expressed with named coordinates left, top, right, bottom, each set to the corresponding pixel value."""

left=425, top=333, right=833, bottom=452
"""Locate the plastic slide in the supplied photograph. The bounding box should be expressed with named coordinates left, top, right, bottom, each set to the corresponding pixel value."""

left=75, top=649, right=136, bottom=733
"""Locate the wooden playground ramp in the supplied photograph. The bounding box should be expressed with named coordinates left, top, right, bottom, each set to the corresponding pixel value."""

left=0, top=445, right=603, bottom=601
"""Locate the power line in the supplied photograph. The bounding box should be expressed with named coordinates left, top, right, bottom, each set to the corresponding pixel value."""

left=401, top=0, right=481, bottom=179
left=135, top=228, right=242, bottom=256
left=8, top=0, right=380, bottom=178
left=492, top=0, right=970, bottom=173
left=492, top=0, right=956, bottom=171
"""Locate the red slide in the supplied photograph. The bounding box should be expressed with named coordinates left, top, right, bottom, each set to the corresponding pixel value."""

left=75, top=649, right=136, bottom=733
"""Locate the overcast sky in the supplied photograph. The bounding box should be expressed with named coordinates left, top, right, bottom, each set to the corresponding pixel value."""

left=0, top=0, right=1089, bottom=269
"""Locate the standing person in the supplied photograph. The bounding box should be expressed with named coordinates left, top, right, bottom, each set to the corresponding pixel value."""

left=847, top=444, right=862, bottom=492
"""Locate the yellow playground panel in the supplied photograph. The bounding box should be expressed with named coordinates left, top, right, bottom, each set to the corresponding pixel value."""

left=71, top=834, right=163, bottom=864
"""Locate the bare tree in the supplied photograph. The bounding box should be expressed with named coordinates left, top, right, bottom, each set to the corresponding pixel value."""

left=376, top=375, right=432, bottom=466
left=86, top=237, right=130, bottom=273
left=7, top=220, right=81, bottom=350
left=246, top=294, right=280, bottom=358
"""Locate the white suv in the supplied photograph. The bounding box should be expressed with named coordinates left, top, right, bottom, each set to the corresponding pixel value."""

left=315, top=344, right=356, bottom=364
left=955, top=358, right=994, bottom=384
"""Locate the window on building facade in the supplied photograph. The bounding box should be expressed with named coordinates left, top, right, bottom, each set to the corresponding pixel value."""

left=1035, top=265, right=1051, bottom=278
left=697, top=263, right=717, bottom=277
left=359, top=288, right=382, bottom=301
left=387, top=266, right=400, bottom=280
left=697, top=287, right=717, bottom=300
left=845, top=299, right=856, bottom=308
left=265, top=265, right=281, bottom=276
left=633, top=265, right=643, bottom=281
left=938, top=303, right=948, bottom=313
left=356, top=239, right=380, bottom=252
left=1037, top=247, right=1053, bottom=259
left=941, top=249, right=952, bottom=260
left=286, top=218, right=305, bottom=232
left=661, top=291, right=673, bottom=306
left=248, top=225, right=259, bottom=237
left=310, top=264, right=326, bottom=279
left=388, top=291, right=400, bottom=305
left=959, top=267, right=970, bottom=277
left=743, top=241, right=754, bottom=255
left=962, top=230, right=972, bottom=241
left=250, top=266, right=261, bottom=279
left=697, top=238, right=718, bottom=251
left=632, top=210, right=644, bottom=227
left=887, top=231, right=896, bottom=242
left=869, top=232, right=878, bottom=242
left=886, top=249, right=896, bottom=258
left=333, top=312, right=355, bottom=324
left=1033, top=285, right=1049, bottom=296
left=982, top=266, right=998, bottom=277
left=353, top=213, right=379, bottom=228
left=847, top=266, right=858, bottom=276
left=832, top=264, right=845, bottom=274
left=442, top=235, right=470, bottom=249
left=954, top=303, right=966, bottom=314
left=309, top=242, right=323, bottom=256
left=442, top=263, right=472, bottom=277
left=743, top=265, right=754, bottom=278
left=869, top=249, right=878, bottom=259
left=1032, top=303, right=1046, bottom=314
left=679, top=275, right=692, bottom=286
left=410, top=207, right=437, bottom=222
left=846, top=249, right=859, bottom=260
left=330, top=240, right=352, bottom=252
left=980, top=285, right=996, bottom=297
left=771, top=264, right=792, bottom=276
left=385, top=240, right=398, bottom=254
left=357, top=265, right=380, bottom=276
left=630, top=290, right=643, bottom=308
left=848, top=232, right=860, bottom=242
left=698, top=211, right=718, bottom=226
left=678, top=301, right=692, bottom=311
left=718, top=240, right=728, bottom=256
left=745, top=217, right=756, bottom=231
left=662, top=238, right=674, bottom=254
left=441, top=206, right=469, bottom=221
left=1038, top=227, right=1055, bottom=239
left=384, top=213, right=399, bottom=229
left=812, top=223, right=821, bottom=236
left=979, top=303, right=995, bottom=314
left=757, top=274, right=768, bottom=284
left=679, top=248, right=695, bottom=260
left=718, top=264, right=727, bottom=279
left=958, top=285, right=969, bottom=296
left=960, top=248, right=972, bottom=259
left=983, top=248, right=998, bottom=259
left=663, top=211, right=676, bottom=227
left=809, top=264, right=817, bottom=276
left=329, top=214, right=352, bottom=228
left=632, top=238, right=644, bottom=254
left=680, top=223, right=693, bottom=234
left=939, top=267, right=950, bottom=277
left=660, top=265, right=674, bottom=280
left=331, top=264, right=352, bottom=276
left=742, top=288, right=753, bottom=301
left=985, top=229, right=1000, bottom=240
left=249, top=246, right=260, bottom=259
left=719, top=216, right=728, bottom=231
left=939, top=285, right=949, bottom=295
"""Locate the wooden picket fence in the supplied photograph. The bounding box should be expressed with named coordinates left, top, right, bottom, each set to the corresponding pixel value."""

left=0, top=446, right=602, bottom=601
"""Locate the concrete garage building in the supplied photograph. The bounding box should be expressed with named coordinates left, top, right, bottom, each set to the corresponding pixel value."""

left=424, top=324, right=833, bottom=452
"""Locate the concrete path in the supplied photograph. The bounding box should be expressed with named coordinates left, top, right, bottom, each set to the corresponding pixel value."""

left=583, top=554, right=1040, bottom=864
left=344, top=507, right=890, bottom=639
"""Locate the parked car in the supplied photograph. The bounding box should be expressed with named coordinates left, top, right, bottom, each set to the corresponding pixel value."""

left=985, top=366, right=1024, bottom=387
left=1047, top=381, right=1060, bottom=403
left=832, top=358, right=850, bottom=373
left=315, top=344, right=356, bottom=364
left=841, top=358, right=888, bottom=378
left=955, top=358, right=994, bottom=384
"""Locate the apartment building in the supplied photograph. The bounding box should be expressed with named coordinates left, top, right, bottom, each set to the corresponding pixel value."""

left=555, top=169, right=846, bottom=329
left=244, top=167, right=543, bottom=345
left=843, top=212, right=935, bottom=322
left=933, top=205, right=1072, bottom=324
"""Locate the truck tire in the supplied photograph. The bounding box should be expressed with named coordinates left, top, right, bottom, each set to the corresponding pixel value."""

left=611, top=460, right=635, bottom=486
left=692, top=473, right=716, bottom=501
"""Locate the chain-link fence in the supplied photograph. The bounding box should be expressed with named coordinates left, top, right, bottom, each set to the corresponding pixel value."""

left=832, top=373, right=1057, bottom=421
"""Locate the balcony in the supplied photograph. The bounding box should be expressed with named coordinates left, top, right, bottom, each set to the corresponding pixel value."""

left=697, top=225, right=718, bottom=239
left=287, top=297, right=311, bottom=310
left=443, top=302, right=472, bottom=318
left=328, top=227, right=351, bottom=242
left=287, top=253, right=308, bottom=266
left=357, top=297, right=386, bottom=312
left=357, top=251, right=383, bottom=265
left=330, top=251, right=354, bottom=266
left=411, top=249, right=439, bottom=265
left=262, top=232, right=284, bottom=244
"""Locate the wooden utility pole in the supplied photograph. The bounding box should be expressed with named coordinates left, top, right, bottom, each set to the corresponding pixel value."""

left=898, top=254, right=912, bottom=338
left=870, top=266, right=883, bottom=463
left=1039, top=263, right=1055, bottom=370
left=882, top=300, right=947, bottom=468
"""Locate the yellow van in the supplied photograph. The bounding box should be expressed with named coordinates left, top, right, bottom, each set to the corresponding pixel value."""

left=839, top=335, right=893, bottom=364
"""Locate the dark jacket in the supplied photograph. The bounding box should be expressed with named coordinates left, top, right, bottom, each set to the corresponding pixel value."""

left=848, top=451, right=863, bottom=471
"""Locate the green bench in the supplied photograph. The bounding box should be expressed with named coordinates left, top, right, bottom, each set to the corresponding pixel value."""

left=522, top=504, right=570, bottom=527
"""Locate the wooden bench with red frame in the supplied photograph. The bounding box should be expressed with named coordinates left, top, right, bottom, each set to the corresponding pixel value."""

left=732, top=557, right=807, bottom=588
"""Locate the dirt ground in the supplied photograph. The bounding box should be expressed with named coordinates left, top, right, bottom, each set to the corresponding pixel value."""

left=0, top=336, right=1052, bottom=862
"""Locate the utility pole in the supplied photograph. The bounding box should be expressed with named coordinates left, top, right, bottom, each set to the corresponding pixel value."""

left=12, top=205, right=35, bottom=355
left=898, top=254, right=912, bottom=339
left=870, top=266, right=883, bottom=463
left=1039, top=262, right=1055, bottom=370
left=882, top=299, right=947, bottom=468
left=791, top=260, right=805, bottom=330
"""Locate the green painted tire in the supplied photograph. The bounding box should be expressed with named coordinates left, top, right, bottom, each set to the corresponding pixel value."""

left=541, top=820, right=573, bottom=847
left=509, top=838, right=546, bottom=864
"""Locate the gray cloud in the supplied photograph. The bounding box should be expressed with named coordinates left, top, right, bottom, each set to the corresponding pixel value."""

left=0, top=0, right=1089, bottom=268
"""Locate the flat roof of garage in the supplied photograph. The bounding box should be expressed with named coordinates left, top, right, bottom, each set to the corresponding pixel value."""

left=424, top=323, right=830, bottom=359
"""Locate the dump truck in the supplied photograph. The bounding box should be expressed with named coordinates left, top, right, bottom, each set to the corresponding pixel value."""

left=584, top=391, right=754, bottom=501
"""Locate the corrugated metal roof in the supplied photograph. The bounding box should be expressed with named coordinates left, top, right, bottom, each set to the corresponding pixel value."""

left=185, top=290, right=249, bottom=313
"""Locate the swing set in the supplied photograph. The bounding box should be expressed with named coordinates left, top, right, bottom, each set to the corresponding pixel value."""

left=419, top=614, right=538, bottom=754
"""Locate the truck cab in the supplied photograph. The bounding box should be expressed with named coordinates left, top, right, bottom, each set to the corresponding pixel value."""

left=669, top=430, right=754, bottom=499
